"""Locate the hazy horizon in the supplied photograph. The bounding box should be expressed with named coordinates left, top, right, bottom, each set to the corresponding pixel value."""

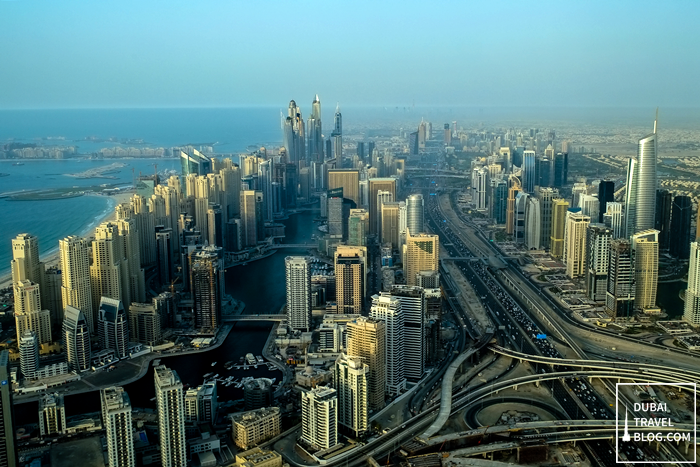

left=2, top=1, right=699, bottom=110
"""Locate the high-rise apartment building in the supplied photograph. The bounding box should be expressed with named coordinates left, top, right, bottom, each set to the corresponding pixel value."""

left=525, top=196, right=541, bottom=250
left=184, top=383, right=218, bottom=424
left=13, top=280, right=52, bottom=345
left=369, top=294, right=405, bottom=396
left=0, top=351, right=17, bottom=467
left=585, top=225, right=612, bottom=302
left=90, top=222, right=129, bottom=319
left=11, top=234, right=45, bottom=308
left=348, top=209, right=369, bottom=247
left=19, top=330, right=39, bottom=380
left=60, top=236, right=94, bottom=333
left=670, top=195, right=692, bottom=259
left=604, top=202, right=624, bottom=239
left=563, top=210, right=590, bottom=278
left=631, top=229, right=660, bottom=314
left=39, top=393, right=66, bottom=437
left=240, top=190, right=263, bottom=247
left=190, top=246, right=224, bottom=331
left=179, top=147, right=212, bottom=192
left=389, top=286, right=425, bottom=381
left=334, top=246, right=367, bottom=315
left=101, top=387, right=135, bottom=467
left=334, top=354, right=368, bottom=437
left=43, top=267, right=62, bottom=329
left=301, top=387, right=338, bottom=451
left=404, top=232, right=438, bottom=287
left=98, top=297, right=129, bottom=359
left=625, top=115, right=658, bottom=236
left=380, top=202, right=400, bottom=248
left=328, top=170, right=360, bottom=206
left=683, top=242, right=700, bottom=326
left=63, top=305, right=91, bottom=372
left=368, top=178, right=397, bottom=235
left=128, top=302, right=161, bottom=346
left=285, top=257, right=312, bottom=331
left=606, top=239, right=635, bottom=319
left=534, top=187, right=557, bottom=250
left=346, top=317, right=386, bottom=412
left=154, top=365, right=187, bottom=467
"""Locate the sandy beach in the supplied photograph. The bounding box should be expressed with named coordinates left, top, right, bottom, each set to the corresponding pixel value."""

left=0, top=190, right=135, bottom=290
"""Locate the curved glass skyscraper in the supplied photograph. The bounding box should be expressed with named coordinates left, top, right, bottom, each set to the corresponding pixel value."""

left=625, top=112, right=658, bottom=236
left=406, top=194, right=425, bottom=235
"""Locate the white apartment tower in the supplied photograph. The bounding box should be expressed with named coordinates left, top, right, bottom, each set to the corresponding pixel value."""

left=285, top=257, right=312, bottom=331
left=334, top=354, right=369, bottom=437
left=101, top=387, right=135, bottom=467
left=369, top=294, right=406, bottom=396
left=301, top=387, right=338, bottom=451
left=154, top=366, right=187, bottom=467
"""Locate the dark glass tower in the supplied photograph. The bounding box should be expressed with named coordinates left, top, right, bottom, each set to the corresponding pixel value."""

left=670, top=195, right=692, bottom=259
left=655, top=189, right=672, bottom=251
left=598, top=180, right=615, bottom=223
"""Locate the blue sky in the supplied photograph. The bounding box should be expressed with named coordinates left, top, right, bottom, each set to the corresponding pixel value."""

left=1, top=0, right=698, bottom=109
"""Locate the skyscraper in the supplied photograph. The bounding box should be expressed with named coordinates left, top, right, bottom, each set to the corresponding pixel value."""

left=11, top=234, right=45, bottom=298
left=301, top=387, right=338, bottom=450
left=128, top=303, right=161, bottom=347
left=154, top=366, right=187, bottom=467
left=369, top=294, right=405, bottom=396
left=334, top=354, right=368, bottom=437
left=598, top=180, right=615, bottom=223
left=0, top=351, right=17, bottom=467
left=631, top=229, right=660, bottom=314
left=179, top=147, right=212, bottom=191
left=670, top=195, right=692, bottom=259
left=604, top=202, right=624, bottom=239
left=490, top=178, right=508, bottom=225
left=190, top=246, right=224, bottom=331
left=285, top=257, right=312, bottom=331
left=389, top=286, right=425, bottom=381
left=521, top=150, right=536, bottom=193
left=534, top=187, right=557, bottom=251
left=60, top=236, right=93, bottom=331
left=307, top=95, right=324, bottom=164
left=346, top=317, right=386, bottom=412
left=63, top=305, right=91, bottom=372
left=328, top=170, right=360, bottom=207
left=348, top=209, right=369, bottom=247
left=368, top=178, right=397, bottom=235
left=332, top=104, right=343, bottom=163
left=549, top=199, right=569, bottom=258
left=334, top=246, right=367, bottom=315
left=524, top=196, right=541, bottom=250
left=654, top=190, right=672, bottom=251
left=39, top=393, right=66, bottom=437
left=98, top=297, right=129, bottom=359
left=683, top=242, right=700, bottom=326
left=406, top=194, right=425, bottom=234
left=19, top=330, right=39, bottom=380
left=13, top=280, right=52, bottom=345
left=404, top=232, right=439, bottom=287
left=380, top=202, right=400, bottom=248
left=585, top=224, right=612, bottom=302
left=563, top=210, right=590, bottom=278
left=90, top=222, right=134, bottom=318
left=625, top=113, right=658, bottom=235
left=606, top=239, right=635, bottom=319
left=553, top=152, right=568, bottom=188
left=240, top=190, right=263, bottom=247
left=101, top=387, right=135, bottom=467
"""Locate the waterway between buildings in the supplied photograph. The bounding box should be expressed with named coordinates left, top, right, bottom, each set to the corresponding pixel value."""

left=14, top=209, right=318, bottom=425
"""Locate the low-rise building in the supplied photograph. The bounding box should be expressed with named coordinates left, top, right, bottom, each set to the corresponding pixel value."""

left=235, top=448, right=283, bottom=467
left=231, top=407, right=281, bottom=450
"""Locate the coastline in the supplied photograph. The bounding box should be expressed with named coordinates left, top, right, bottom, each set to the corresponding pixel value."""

left=0, top=191, right=133, bottom=290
